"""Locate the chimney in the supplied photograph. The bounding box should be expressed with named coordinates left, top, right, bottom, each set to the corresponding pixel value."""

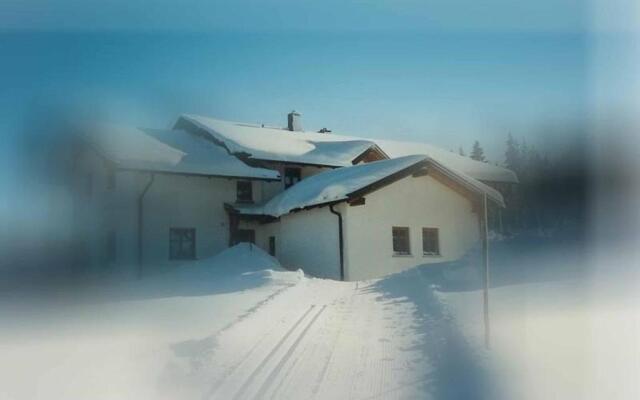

left=287, top=110, right=302, bottom=132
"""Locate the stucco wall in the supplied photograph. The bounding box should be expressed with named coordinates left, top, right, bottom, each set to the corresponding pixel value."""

left=250, top=206, right=342, bottom=279
left=342, top=174, right=480, bottom=281
left=140, top=174, right=241, bottom=267
left=74, top=146, right=265, bottom=273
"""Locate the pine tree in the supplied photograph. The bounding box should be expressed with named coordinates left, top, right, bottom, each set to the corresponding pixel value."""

left=470, top=141, right=486, bottom=162
left=458, top=146, right=465, bottom=156
left=504, top=133, right=521, bottom=173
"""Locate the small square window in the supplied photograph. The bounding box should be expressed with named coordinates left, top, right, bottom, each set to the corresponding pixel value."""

left=422, top=228, right=440, bottom=255
left=237, top=181, right=253, bottom=203
left=169, top=228, right=196, bottom=260
left=392, top=227, right=411, bottom=255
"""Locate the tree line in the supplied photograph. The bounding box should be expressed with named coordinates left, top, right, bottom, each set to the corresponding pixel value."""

left=459, top=135, right=588, bottom=236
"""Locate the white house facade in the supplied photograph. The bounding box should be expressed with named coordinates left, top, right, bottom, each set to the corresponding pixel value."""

left=63, top=112, right=516, bottom=280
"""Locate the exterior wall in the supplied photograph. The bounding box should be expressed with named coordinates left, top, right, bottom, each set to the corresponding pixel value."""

left=71, top=148, right=117, bottom=272
left=139, top=174, right=246, bottom=268
left=73, top=146, right=266, bottom=274
left=247, top=205, right=342, bottom=280
left=342, top=174, right=480, bottom=281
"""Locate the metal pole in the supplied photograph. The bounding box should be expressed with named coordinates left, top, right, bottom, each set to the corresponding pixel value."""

left=482, top=193, right=491, bottom=349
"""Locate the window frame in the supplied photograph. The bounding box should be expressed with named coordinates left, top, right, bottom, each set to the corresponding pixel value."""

left=169, top=228, right=196, bottom=260
left=392, top=226, right=412, bottom=256
left=284, top=167, right=301, bottom=189
left=268, top=236, right=276, bottom=257
left=422, top=227, right=440, bottom=256
left=236, top=180, right=253, bottom=203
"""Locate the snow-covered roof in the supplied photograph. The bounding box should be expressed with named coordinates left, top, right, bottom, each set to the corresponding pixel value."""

left=373, top=139, right=518, bottom=184
left=236, top=155, right=504, bottom=218
left=80, top=124, right=280, bottom=180
left=176, top=114, right=385, bottom=167
left=176, top=114, right=517, bottom=184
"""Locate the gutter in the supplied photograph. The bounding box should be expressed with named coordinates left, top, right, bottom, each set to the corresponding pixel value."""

left=138, top=173, right=155, bottom=279
left=329, top=204, right=345, bottom=281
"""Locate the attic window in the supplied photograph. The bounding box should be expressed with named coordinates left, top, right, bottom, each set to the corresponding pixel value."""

left=236, top=181, right=253, bottom=203
left=392, top=227, right=411, bottom=256
left=284, top=167, right=301, bottom=189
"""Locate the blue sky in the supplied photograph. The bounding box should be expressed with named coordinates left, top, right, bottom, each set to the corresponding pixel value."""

left=0, top=1, right=595, bottom=162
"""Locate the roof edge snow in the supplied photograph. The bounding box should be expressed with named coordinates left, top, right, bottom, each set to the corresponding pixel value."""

left=232, top=154, right=504, bottom=219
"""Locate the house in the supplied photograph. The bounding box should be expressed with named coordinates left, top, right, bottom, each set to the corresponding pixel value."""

left=64, top=112, right=516, bottom=280
left=66, top=123, right=279, bottom=275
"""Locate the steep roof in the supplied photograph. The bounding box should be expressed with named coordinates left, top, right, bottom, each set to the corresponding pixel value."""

left=80, top=124, right=280, bottom=180
left=176, top=114, right=517, bottom=183
left=176, top=114, right=385, bottom=167
left=235, top=155, right=504, bottom=218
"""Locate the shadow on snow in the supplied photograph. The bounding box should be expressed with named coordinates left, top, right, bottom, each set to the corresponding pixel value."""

left=362, top=266, right=496, bottom=400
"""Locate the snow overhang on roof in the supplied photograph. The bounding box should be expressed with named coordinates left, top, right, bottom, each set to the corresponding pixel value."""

left=175, top=114, right=385, bottom=167
left=79, top=123, right=280, bottom=180
left=233, top=154, right=504, bottom=218
left=176, top=114, right=517, bottom=184
left=373, top=139, right=519, bottom=184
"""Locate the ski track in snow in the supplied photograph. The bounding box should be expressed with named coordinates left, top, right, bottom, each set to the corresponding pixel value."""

left=169, top=278, right=436, bottom=400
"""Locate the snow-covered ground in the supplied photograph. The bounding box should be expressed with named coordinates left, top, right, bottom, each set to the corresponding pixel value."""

left=1, top=238, right=638, bottom=399
left=434, top=235, right=640, bottom=400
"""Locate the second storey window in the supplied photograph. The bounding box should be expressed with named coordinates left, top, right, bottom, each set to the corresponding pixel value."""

left=392, top=227, right=411, bottom=255
left=422, top=227, right=440, bottom=255
left=284, top=167, right=301, bottom=189
left=236, top=181, right=253, bottom=203
left=169, top=228, right=196, bottom=260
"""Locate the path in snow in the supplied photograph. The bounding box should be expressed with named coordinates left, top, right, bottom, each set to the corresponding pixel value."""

left=163, top=272, right=490, bottom=400
left=1, top=244, right=493, bottom=400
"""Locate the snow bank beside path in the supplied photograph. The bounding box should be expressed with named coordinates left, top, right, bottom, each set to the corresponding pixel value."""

left=0, top=244, right=305, bottom=400
left=433, top=235, right=639, bottom=400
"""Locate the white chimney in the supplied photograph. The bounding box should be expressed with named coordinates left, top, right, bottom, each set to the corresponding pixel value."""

left=287, top=110, right=302, bottom=132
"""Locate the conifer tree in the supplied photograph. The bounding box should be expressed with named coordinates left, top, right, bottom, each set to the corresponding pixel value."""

left=470, top=141, right=486, bottom=162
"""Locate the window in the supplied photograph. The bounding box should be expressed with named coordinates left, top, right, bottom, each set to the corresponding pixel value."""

left=392, top=227, right=411, bottom=255
left=169, top=228, right=196, bottom=260
left=234, top=229, right=255, bottom=245
left=268, top=236, right=276, bottom=257
left=422, top=228, right=440, bottom=255
left=236, top=181, right=253, bottom=203
left=284, top=167, right=301, bottom=189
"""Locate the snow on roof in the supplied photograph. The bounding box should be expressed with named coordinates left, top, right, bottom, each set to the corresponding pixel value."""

left=81, top=124, right=280, bottom=180
left=177, top=114, right=382, bottom=167
left=425, top=157, right=505, bottom=207
left=236, top=155, right=504, bottom=218
left=372, top=139, right=519, bottom=184
left=177, top=114, right=517, bottom=183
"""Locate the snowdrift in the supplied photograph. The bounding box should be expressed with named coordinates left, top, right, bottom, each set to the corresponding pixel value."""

left=100, top=243, right=300, bottom=302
